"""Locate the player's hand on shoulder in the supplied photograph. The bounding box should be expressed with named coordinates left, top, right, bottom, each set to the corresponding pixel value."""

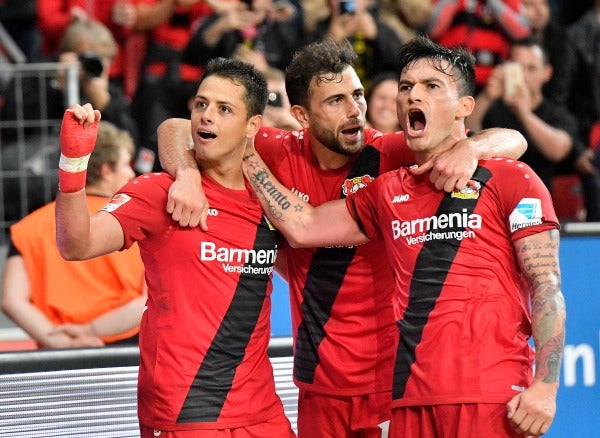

left=167, top=168, right=209, bottom=230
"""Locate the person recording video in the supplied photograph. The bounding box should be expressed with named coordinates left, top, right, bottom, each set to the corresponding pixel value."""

left=49, top=19, right=139, bottom=148
left=466, top=37, right=579, bottom=192
left=262, top=66, right=301, bottom=131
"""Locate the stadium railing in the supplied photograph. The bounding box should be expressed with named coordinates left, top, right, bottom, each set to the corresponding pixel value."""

left=0, top=336, right=297, bottom=437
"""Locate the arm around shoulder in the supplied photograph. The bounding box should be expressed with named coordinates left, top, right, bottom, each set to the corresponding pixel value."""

left=156, top=117, right=209, bottom=229
left=242, top=149, right=369, bottom=248
left=468, top=127, right=527, bottom=160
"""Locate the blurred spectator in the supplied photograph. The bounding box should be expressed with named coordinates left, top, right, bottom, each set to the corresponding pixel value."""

left=550, top=0, right=592, bottom=26
left=304, top=0, right=405, bottom=89
left=181, top=0, right=303, bottom=73
left=378, top=0, right=433, bottom=44
left=0, top=19, right=141, bottom=222
left=521, top=0, right=574, bottom=106
left=563, top=0, right=600, bottom=220
left=49, top=19, right=140, bottom=147
left=1, top=121, right=146, bottom=349
left=301, top=0, right=329, bottom=34
left=427, top=0, right=531, bottom=91
left=131, top=0, right=213, bottom=172
left=466, top=38, right=576, bottom=190
left=0, top=0, right=41, bottom=60
left=365, top=71, right=401, bottom=133
left=262, top=66, right=301, bottom=131
left=36, top=0, right=180, bottom=99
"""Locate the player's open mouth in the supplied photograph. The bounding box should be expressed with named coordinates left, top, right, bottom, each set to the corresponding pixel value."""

left=408, top=109, right=426, bottom=132
left=341, top=127, right=360, bottom=136
left=198, top=130, right=217, bottom=140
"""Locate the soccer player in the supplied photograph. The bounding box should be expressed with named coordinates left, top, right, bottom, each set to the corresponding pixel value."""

left=54, top=58, right=295, bottom=438
left=241, top=37, right=566, bottom=438
left=156, top=39, right=527, bottom=437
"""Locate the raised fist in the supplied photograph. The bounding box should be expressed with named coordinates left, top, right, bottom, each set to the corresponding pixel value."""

left=58, top=104, right=101, bottom=192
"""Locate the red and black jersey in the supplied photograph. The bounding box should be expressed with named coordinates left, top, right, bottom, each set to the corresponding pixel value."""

left=347, top=158, right=560, bottom=407
left=431, top=0, right=530, bottom=87
left=104, top=172, right=283, bottom=430
left=255, top=126, right=413, bottom=396
left=144, top=2, right=212, bottom=82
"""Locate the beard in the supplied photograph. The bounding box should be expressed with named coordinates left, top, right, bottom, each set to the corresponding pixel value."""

left=310, top=119, right=364, bottom=157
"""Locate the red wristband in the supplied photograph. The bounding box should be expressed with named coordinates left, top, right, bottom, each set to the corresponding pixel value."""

left=58, top=168, right=87, bottom=193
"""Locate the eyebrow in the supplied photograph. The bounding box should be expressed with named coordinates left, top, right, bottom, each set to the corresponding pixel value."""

left=195, top=95, right=237, bottom=107
left=399, top=77, right=443, bottom=86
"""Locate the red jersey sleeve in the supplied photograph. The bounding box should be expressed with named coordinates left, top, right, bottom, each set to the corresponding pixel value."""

left=345, top=173, right=392, bottom=241
left=101, top=173, right=174, bottom=249
left=484, top=159, right=560, bottom=240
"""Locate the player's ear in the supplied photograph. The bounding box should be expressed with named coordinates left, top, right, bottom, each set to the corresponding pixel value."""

left=246, top=114, right=262, bottom=138
left=290, top=105, right=310, bottom=129
left=456, top=95, right=475, bottom=119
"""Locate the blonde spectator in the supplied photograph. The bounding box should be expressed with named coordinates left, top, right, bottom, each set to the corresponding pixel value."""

left=1, top=121, right=146, bottom=349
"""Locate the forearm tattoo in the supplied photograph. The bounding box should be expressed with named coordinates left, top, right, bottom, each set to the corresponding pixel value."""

left=244, top=157, right=303, bottom=223
left=518, top=230, right=566, bottom=383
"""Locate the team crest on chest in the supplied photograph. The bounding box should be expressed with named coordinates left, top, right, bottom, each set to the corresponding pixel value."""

left=342, top=174, right=375, bottom=196
left=451, top=180, right=481, bottom=200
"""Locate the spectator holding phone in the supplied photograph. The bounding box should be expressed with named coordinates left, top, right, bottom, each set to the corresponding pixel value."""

left=466, top=37, right=580, bottom=191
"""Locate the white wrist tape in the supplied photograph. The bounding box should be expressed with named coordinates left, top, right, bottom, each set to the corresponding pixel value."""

left=59, top=153, right=92, bottom=173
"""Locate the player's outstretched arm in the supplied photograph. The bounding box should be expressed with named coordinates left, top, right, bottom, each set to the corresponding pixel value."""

left=55, top=104, right=126, bottom=261
left=156, top=118, right=209, bottom=230
left=413, top=127, right=527, bottom=192
left=242, top=146, right=368, bottom=248
left=507, top=229, right=566, bottom=436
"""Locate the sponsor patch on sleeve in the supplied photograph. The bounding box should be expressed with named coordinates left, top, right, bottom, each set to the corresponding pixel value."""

left=101, top=193, right=131, bottom=213
left=509, top=198, right=543, bottom=232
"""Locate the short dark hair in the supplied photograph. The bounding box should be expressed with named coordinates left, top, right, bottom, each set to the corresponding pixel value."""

left=397, top=37, right=476, bottom=97
left=285, top=38, right=358, bottom=108
left=511, top=37, right=550, bottom=64
left=199, top=58, right=269, bottom=117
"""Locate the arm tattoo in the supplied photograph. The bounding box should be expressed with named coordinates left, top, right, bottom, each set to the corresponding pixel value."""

left=518, top=230, right=566, bottom=384
left=245, top=158, right=292, bottom=222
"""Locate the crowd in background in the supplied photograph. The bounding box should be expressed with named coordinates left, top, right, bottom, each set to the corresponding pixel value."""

left=1, top=0, right=598, bottom=222
left=0, top=5, right=583, bottom=438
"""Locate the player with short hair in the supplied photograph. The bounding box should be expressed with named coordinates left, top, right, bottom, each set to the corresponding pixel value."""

left=157, top=37, right=527, bottom=438
left=55, top=58, right=295, bottom=438
left=242, top=37, right=566, bottom=438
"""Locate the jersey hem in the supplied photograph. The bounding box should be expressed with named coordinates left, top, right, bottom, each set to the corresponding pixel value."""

left=139, top=405, right=284, bottom=431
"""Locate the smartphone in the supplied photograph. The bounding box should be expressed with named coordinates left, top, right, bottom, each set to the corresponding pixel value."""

left=504, top=61, right=524, bottom=97
left=339, top=0, right=356, bottom=15
left=267, top=91, right=283, bottom=107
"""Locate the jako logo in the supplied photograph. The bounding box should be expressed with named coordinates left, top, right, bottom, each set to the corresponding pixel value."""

left=207, top=208, right=218, bottom=216
left=291, top=188, right=309, bottom=202
left=392, top=194, right=409, bottom=203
